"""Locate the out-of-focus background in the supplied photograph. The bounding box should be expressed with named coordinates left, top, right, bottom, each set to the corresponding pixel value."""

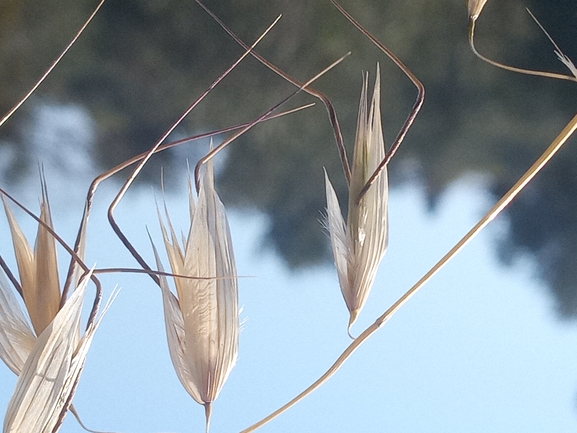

left=1, top=0, right=577, bottom=431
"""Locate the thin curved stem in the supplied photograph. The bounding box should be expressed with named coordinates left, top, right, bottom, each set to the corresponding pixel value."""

left=329, top=0, right=425, bottom=204
left=0, top=255, right=22, bottom=298
left=64, top=104, right=312, bottom=293
left=93, top=266, right=240, bottom=281
left=194, top=53, right=351, bottom=190
left=107, top=15, right=281, bottom=284
left=468, top=18, right=577, bottom=84
left=240, top=112, right=577, bottom=432
left=0, top=0, right=107, bottom=129
left=193, top=0, right=351, bottom=185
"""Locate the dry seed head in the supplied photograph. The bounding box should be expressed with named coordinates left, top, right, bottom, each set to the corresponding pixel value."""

left=2, top=189, right=61, bottom=336
left=0, top=185, right=102, bottom=433
left=153, top=158, right=239, bottom=432
left=3, top=270, right=110, bottom=433
left=325, top=65, right=389, bottom=334
left=468, top=0, right=488, bottom=21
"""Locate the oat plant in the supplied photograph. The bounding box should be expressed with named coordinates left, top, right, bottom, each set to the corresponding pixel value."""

left=102, top=9, right=349, bottom=430
left=3, top=1, right=577, bottom=432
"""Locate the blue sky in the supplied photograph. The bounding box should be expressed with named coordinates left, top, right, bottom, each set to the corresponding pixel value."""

left=2, top=167, right=577, bottom=433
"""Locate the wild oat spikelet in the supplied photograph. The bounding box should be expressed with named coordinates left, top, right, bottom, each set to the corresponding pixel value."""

left=2, top=269, right=107, bottom=433
left=152, top=159, right=239, bottom=433
left=325, top=66, right=389, bottom=335
left=0, top=186, right=108, bottom=433
left=2, top=186, right=61, bottom=337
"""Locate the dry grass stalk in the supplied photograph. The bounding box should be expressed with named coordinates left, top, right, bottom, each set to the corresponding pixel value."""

left=329, top=0, right=424, bottom=202
left=151, top=159, right=238, bottom=433
left=102, top=7, right=348, bottom=431
left=324, top=66, right=389, bottom=335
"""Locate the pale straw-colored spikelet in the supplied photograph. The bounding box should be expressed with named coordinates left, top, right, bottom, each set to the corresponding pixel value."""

left=152, top=158, right=239, bottom=433
left=2, top=186, right=61, bottom=336
left=468, top=0, right=488, bottom=21
left=0, top=271, right=36, bottom=376
left=325, top=65, right=389, bottom=335
left=3, top=269, right=110, bottom=433
left=0, top=185, right=109, bottom=433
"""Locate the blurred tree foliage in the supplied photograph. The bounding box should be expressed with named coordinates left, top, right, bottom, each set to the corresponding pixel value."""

left=1, top=0, right=577, bottom=316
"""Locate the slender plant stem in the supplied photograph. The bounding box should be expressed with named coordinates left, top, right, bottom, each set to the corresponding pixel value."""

left=240, top=111, right=577, bottom=433
left=0, top=0, right=107, bottom=129
left=107, top=16, right=282, bottom=284
left=0, top=255, right=22, bottom=298
left=468, top=18, right=577, bottom=83
left=64, top=104, right=312, bottom=294
left=194, top=53, right=351, bottom=190
left=194, top=0, right=352, bottom=185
